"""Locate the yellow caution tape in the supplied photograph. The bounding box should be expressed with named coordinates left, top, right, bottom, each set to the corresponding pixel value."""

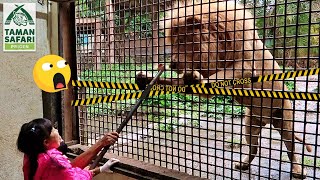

left=191, top=87, right=320, bottom=101
left=72, top=90, right=175, bottom=106
left=72, top=88, right=319, bottom=106
left=71, top=68, right=320, bottom=106
left=72, top=80, right=140, bottom=90
left=72, top=68, right=320, bottom=89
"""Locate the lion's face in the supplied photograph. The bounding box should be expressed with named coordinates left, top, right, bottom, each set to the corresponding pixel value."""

left=165, top=16, right=218, bottom=75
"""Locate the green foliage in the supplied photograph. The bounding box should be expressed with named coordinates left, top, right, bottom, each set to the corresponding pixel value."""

left=81, top=64, right=246, bottom=123
left=76, top=0, right=320, bottom=132
left=159, top=123, right=173, bottom=132
left=317, top=158, right=320, bottom=168
left=114, top=11, right=165, bottom=38
left=79, top=62, right=151, bottom=117
left=279, top=65, right=295, bottom=91
left=282, top=156, right=320, bottom=168
left=75, top=0, right=165, bottom=38
left=226, top=138, right=241, bottom=144
left=145, top=93, right=245, bottom=122
left=76, top=0, right=106, bottom=18
left=116, top=12, right=152, bottom=38
left=238, top=0, right=319, bottom=61
left=285, top=81, right=295, bottom=91
left=226, top=138, right=242, bottom=149
left=158, top=118, right=180, bottom=132
left=76, top=0, right=319, bottom=61
left=303, top=157, right=314, bottom=166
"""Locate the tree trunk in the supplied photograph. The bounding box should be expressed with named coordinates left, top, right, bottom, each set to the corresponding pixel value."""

left=106, top=0, right=115, bottom=63
left=152, top=3, right=159, bottom=63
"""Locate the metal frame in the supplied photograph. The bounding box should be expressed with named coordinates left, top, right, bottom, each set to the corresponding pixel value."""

left=56, top=0, right=320, bottom=179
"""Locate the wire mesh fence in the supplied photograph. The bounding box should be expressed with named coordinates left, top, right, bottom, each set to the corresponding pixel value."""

left=74, top=0, right=319, bottom=179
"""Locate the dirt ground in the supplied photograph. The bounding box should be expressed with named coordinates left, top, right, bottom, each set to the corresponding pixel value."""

left=84, top=75, right=320, bottom=180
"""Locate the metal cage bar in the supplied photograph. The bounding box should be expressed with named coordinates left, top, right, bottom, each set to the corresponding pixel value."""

left=68, top=0, right=320, bottom=179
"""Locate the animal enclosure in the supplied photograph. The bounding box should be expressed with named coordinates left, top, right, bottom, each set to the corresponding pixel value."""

left=72, top=0, right=319, bottom=179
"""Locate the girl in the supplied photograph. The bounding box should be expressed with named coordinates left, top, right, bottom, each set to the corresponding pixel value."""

left=17, top=118, right=120, bottom=180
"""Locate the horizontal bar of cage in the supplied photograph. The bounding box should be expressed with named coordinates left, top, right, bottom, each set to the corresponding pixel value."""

left=71, top=88, right=320, bottom=106
left=72, top=68, right=320, bottom=90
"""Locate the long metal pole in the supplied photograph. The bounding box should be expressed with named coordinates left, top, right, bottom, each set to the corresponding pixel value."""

left=89, top=64, right=165, bottom=169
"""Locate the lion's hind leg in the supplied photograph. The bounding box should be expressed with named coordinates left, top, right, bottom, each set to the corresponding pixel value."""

left=235, top=109, right=265, bottom=171
left=272, top=107, right=307, bottom=179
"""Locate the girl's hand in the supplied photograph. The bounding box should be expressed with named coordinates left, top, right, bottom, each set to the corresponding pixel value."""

left=101, top=132, right=119, bottom=147
left=100, top=158, right=120, bottom=172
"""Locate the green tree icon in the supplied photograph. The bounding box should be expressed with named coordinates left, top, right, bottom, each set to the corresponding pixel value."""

left=5, top=4, right=34, bottom=26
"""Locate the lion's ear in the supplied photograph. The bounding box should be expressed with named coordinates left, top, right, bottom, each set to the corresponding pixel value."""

left=185, top=15, right=206, bottom=30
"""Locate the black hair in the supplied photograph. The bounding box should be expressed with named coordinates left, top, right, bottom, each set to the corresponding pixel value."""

left=17, top=118, right=53, bottom=180
left=57, top=141, right=70, bottom=155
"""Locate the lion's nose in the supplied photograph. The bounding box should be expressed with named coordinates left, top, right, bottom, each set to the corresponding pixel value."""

left=169, top=62, right=177, bottom=69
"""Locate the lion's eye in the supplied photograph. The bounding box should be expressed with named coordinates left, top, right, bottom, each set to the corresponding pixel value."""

left=176, top=37, right=184, bottom=44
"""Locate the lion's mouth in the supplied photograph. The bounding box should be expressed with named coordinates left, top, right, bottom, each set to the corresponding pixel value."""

left=175, top=70, right=184, bottom=74
left=169, top=62, right=184, bottom=74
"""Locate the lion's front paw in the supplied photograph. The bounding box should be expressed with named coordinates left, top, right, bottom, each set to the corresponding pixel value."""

left=135, top=71, right=153, bottom=89
left=183, top=71, right=203, bottom=86
left=234, top=162, right=250, bottom=171
left=292, top=164, right=307, bottom=179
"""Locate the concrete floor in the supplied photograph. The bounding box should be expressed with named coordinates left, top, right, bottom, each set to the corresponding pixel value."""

left=83, top=75, right=320, bottom=179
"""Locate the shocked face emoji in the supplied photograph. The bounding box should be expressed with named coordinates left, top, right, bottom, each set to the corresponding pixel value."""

left=33, top=55, right=71, bottom=93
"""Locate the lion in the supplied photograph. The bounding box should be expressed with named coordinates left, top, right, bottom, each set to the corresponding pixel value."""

left=135, top=0, right=312, bottom=178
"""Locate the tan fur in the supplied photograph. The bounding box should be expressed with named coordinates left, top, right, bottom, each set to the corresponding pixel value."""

left=136, top=0, right=311, bottom=178
left=159, top=0, right=258, bottom=77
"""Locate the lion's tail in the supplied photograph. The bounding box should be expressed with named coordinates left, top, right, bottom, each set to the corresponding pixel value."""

left=294, top=134, right=312, bottom=152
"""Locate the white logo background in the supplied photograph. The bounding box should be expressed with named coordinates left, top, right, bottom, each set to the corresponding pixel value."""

left=3, top=3, right=36, bottom=52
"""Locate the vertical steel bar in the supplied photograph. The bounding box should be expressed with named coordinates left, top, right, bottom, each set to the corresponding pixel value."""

left=60, top=1, right=78, bottom=142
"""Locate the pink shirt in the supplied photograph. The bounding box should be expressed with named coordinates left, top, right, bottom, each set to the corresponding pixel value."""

left=23, top=148, right=93, bottom=180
